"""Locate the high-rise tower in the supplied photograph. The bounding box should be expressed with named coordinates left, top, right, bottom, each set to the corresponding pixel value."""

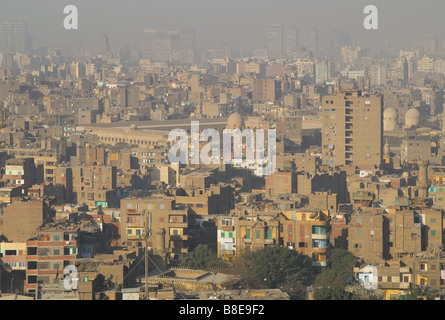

left=321, top=90, right=383, bottom=168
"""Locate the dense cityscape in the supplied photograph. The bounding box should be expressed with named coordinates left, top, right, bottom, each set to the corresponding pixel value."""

left=1, top=5, right=445, bottom=302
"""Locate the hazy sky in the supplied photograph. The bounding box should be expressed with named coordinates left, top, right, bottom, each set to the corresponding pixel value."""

left=1, top=0, right=444, bottom=52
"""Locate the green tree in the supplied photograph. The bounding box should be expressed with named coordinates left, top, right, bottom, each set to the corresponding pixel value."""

left=314, top=248, right=357, bottom=289
left=400, top=286, right=438, bottom=300
left=238, top=246, right=313, bottom=299
left=313, top=287, right=355, bottom=300
left=179, top=244, right=227, bottom=270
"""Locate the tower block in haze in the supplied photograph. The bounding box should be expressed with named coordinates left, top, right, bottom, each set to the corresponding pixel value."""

left=321, top=90, right=383, bottom=169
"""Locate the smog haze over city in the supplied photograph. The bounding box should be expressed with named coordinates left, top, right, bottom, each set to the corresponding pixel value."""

left=1, top=0, right=445, bottom=54
left=2, top=0, right=445, bottom=308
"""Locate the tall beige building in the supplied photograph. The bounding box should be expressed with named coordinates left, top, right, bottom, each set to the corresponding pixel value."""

left=322, top=90, right=383, bottom=168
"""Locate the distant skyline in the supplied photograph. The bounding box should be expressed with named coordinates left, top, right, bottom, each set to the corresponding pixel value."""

left=1, top=0, right=445, bottom=54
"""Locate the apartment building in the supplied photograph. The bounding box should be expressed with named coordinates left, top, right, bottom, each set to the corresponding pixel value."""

left=253, top=79, right=282, bottom=102
left=2, top=157, right=39, bottom=188
left=322, top=90, right=383, bottom=168
left=348, top=208, right=443, bottom=264
left=281, top=210, right=330, bottom=268
left=24, top=218, right=103, bottom=295
left=120, top=195, right=193, bottom=266
left=1, top=198, right=53, bottom=243
left=173, top=184, right=234, bottom=215
left=232, top=216, right=281, bottom=254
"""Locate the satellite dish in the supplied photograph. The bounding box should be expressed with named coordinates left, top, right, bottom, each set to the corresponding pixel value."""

left=309, top=211, right=319, bottom=219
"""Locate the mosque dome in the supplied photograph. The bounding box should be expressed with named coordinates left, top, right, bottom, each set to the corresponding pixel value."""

left=226, top=112, right=244, bottom=130
left=383, top=107, right=398, bottom=131
left=405, top=108, right=420, bottom=129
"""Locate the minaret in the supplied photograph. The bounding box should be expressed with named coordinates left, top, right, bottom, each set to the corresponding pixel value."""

left=383, top=139, right=392, bottom=169
left=417, top=160, right=429, bottom=199
left=383, top=139, right=390, bottom=159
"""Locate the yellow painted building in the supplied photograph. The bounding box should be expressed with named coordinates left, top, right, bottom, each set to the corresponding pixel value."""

left=281, top=210, right=331, bottom=267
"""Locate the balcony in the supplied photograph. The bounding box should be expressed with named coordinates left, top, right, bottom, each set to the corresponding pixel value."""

left=127, top=235, right=143, bottom=240
left=312, top=261, right=328, bottom=267
left=243, top=238, right=252, bottom=244
left=169, top=221, right=188, bottom=228
left=126, top=223, right=142, bottom=228
left=312, top=247, right=327, bottom=253
left=264, top=239, right=275, bottom=245
left=312, top=233, right=328, bottom=240
left=170, top=234, right=189, bottom=241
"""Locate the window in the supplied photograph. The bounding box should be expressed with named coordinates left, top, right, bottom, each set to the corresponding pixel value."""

left=53, top=249, right=60, bottom=256
left=28, top=276, right=37, bottom=284
left=221, top=219, right=232, bottom=227
left=312, top=226, right=326, bottom=235
left=127, top=229, right=133, bottom=235
left=298, top=242, right=305, bottom=248
left=245, top=229, right=251, bottom=239
left=431, top=230, right=436, bottom=236
left=54, top=235, right=60, bottom=241
left=312, top=239, right=327, bottom=248
left=356, top=230, right=362, bottom=236
left=431, top=218, right=437, bottom=224
left=267, top=229, right=273, bottom=239
left=255, top=230, right=261, bottom=239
